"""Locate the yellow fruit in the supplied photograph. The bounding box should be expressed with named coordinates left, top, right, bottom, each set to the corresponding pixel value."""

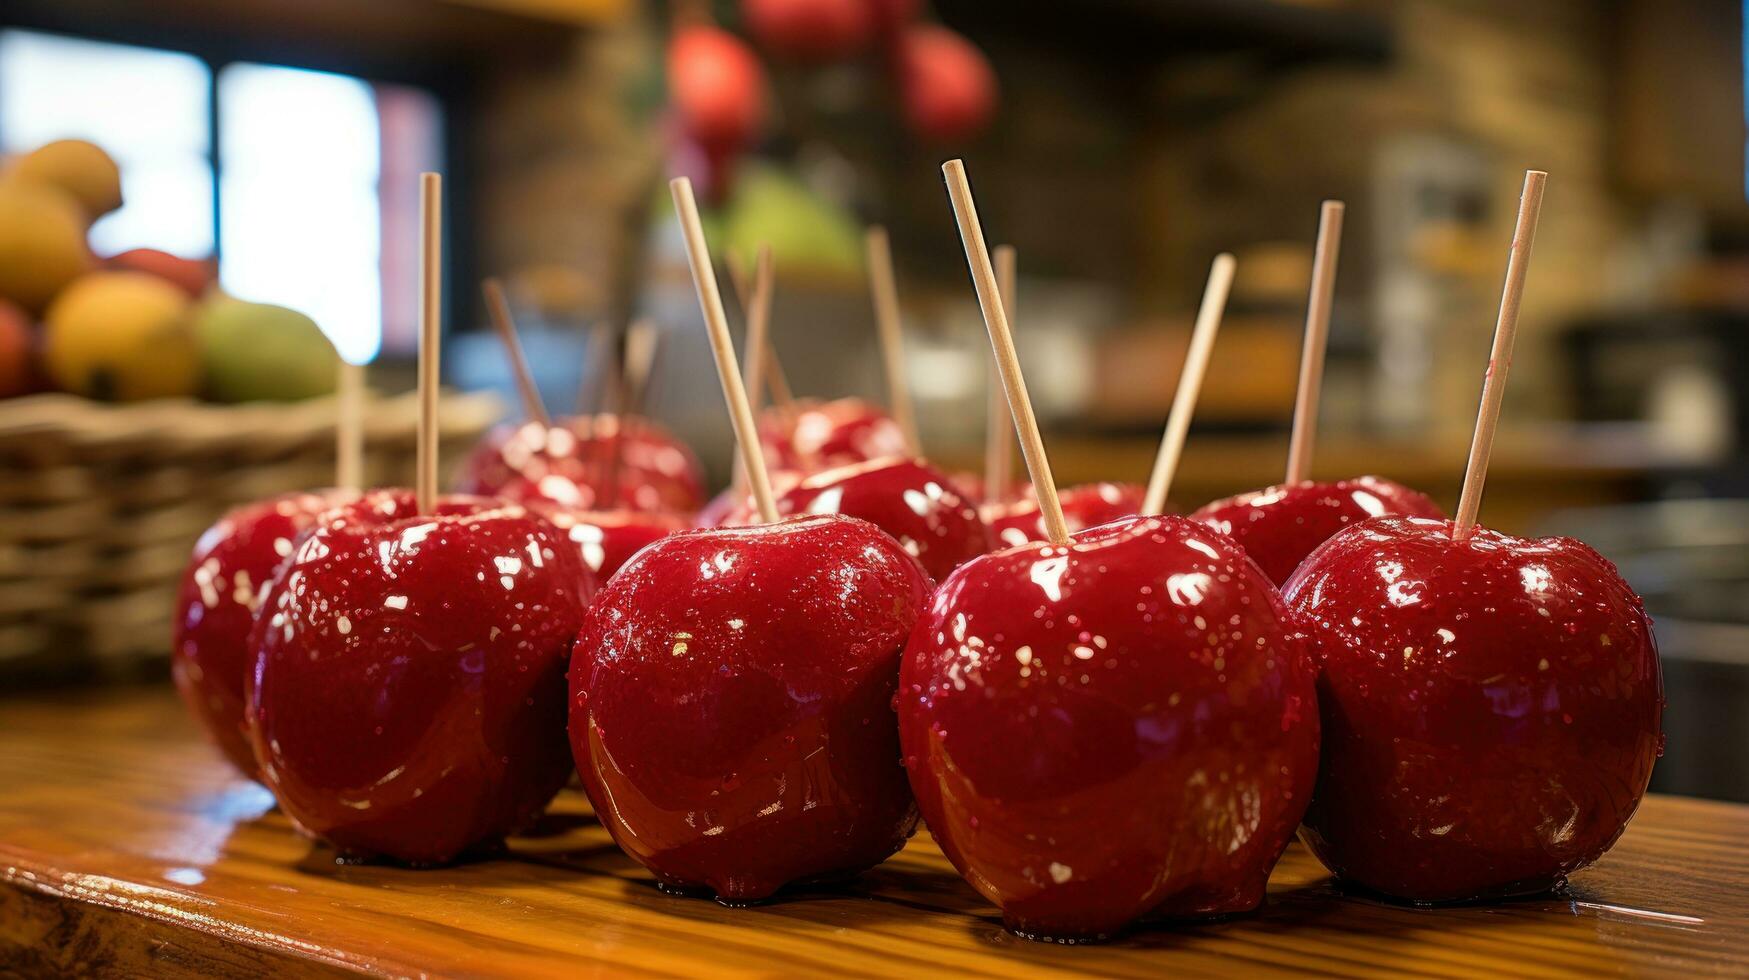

left=43, top=272, right=199, bottom=401
left=9, top=139, right=123, bottom=220
left=0, top=181, right=94, bottom=314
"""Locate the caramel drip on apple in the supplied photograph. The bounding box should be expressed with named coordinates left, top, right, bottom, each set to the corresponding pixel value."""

left=670, top=177, right=780, bottom=524
left=1142, top=252, right=1236, bottom=516
left=416, top=172, right=442, bottom=516
left=986, top=244, right=1018, bottom=503
left=865, top=226, right=921, bottom=455
left=481, top=278, right=551, bottom=429
left=1284, top=200, right=1346, bottom=486
left=1454, top=170, right=1548, bottom=542
left=942, top=159, right=1070, bottom=546
left=335, top=359, right=364, bottom=494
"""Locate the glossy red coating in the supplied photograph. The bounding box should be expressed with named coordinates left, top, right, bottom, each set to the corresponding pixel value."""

left=759, top=397, right=908, bottom=470
left=172, top=490, right=346, bottom=777
left=692, top=469, right=805, bottom=529
left=526, top=503, right=684, bottom=582
left=570, top=514, right=932, bottom=903
left=1283, top=516, right=1663, bottom=903
left=457, top=415, right=705, bottom=514
left=248, top=490, right=595, bottom=865
left=900, top=515, right=1320, bottom=941
left=985, top=481, right=1144, bottom=548
left=725, top=457, right=990, bottom=582
left=1192, top=476, right=1444, bottom=586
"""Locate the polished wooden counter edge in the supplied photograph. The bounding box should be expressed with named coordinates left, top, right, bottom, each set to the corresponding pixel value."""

left=1, top=690, right=1745, bottom=978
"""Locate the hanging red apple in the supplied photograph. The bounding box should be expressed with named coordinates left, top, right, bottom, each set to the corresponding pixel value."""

left=669, top=25, right=767, bottom=153
left=896, top=25, right=997, bottom=144
left=863, top=0, right=920, bottom=38
left=741, top=0, right=872, bottom=63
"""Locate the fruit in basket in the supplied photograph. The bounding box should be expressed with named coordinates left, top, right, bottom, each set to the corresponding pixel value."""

left=986, top=481, right=1143, bottom=548
left=248, top=490, right=595, bottom=865
left=42, top=271, right=198, bottom=401
left=6, top=139, right=123, bottom=221
left=194, top=295, right=338, bottom=402
left=725, top=456, right=989, bottom=581
left=0, top=180, right=94, bottom=314
left=1283, top=516, right=1662, bottom=903
left=742, top=0, right=872, bottom=63
left=0, top=299, right=36, bottom=398
left=895, top=25, right=997, bottom=144
left=1192, top=476, right=1444, bottom=585
left=110, top=248, right=215, bottom=298
left=899, top=515, right=1319, bottom=940
left=172, top=491, right=344, bottom=778
left=571, top=514, right=930, bottom=902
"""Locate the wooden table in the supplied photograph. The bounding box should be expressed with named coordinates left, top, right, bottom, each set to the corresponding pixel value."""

left=3, top=690, right=1745, bottom=977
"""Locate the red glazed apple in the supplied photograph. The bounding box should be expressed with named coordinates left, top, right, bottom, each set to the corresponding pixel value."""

left=726, top=457, right=988, bottom=581
left=760, top=397, right=907, bottom=470
left=457, top=415, right=704, bottom=515
left=570, top=514, right=931, bottom=903
left=248, top=490, right=595, bottom=865
left=1283, top=516, right=1662, bottom=903
left=900, top=515, right=1319, bottom=941
left=528, top=502, right=684, bottom=582
left=985, top=481, right=1142, bottom=548
left=1193, top=476, right=1443, bottom=586
left=742, top=0, right=872, bottom=63
left=172, top=490, right=346, bottom=777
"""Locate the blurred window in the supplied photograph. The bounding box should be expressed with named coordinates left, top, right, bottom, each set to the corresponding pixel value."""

left=0, top=30, right=442, bottom=363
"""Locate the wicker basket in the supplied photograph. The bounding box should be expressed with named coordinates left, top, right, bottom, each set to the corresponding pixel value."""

left=0, top=390, right=505, bottom=683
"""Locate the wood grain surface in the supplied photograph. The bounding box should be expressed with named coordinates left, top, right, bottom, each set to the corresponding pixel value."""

left=2, top=690, right=1745, bottom=978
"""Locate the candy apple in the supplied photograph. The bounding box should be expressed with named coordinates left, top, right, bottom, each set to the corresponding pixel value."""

left=1283, top=516, right=1662, bottom=903
left=248, top=490, right=595, bottom=865
left=900, top=515, right=1319, bottom=941
left=896, top=25, right=997, bottom=144
left=742, top=0, right=872, bottom=63
left=172, top=490, right=347, bottom=777
left=726, top=456, right=987, bottom=581
left=571, top=514, right=930, bottom=903
left=1192, top=476, right=1443, bottom=586
left=457, top=416, right=704, bottom=515
left=985, top=481, right=1142, bottom=548
left=527, top=502, right=684, bottom=582
left=694, top=467, right=804, bottom=528
left=760, top=397, right=907, bottom=470
left=669, top=25, right=766, bottom=152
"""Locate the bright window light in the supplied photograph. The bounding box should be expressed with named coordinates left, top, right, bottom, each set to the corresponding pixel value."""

left=219, top=63, right=383, bottom=364
left=0, top=30, right=213, bottom=257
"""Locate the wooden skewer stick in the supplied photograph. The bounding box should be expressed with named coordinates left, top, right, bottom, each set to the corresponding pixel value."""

left=986, top=244, right=1018, bottom=502
left=335, top=360, right=365, bottom=494
left=865, top=226, right=921, bottom=454
left=481, top=278, right=551, bottom=428
left=416, top=172, right=442, bottom=515
left=1283, top=200, right=1345, bottom=485
left=1453, top=170, right=1547, bottom=542
left=670, top=177, right=779, bottom=524
left=731, top=246, right=775, bottom=495
left=942, top=159, right=1069, bottom=546
left=1142, top=253, right=1236, bottom=516
left=622, top=317, right=661, bottom=417
left=727, top=252, right=796, bottom=412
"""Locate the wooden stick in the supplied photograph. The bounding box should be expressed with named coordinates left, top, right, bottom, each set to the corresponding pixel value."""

left=1142, top=253, right=1236, bottom=516
left=481, top=278, right=551, bottom=428
left=1284, top=201, right=1345, bottom=485
left=670, top=177, right=779, bottom=524
left=865, top=226, right=920, bottom=454
left=986, top=244, right=1018, bottom=502
left=727, top=253, right=795, bottom=412
left=622, top=317, right=660, bottom=417
left=941, top=159, right=1068, bottom=546
left=731, top=247, right=775, bottom=495
left=1453, top=170, right=1547, bottom=542
left=335, top=360, right=364, bottom=493
left=416, top=172, right=442, bottom=515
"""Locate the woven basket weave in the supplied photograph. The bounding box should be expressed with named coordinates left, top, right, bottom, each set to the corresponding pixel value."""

left=0, top=390, right=504, bottom=683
